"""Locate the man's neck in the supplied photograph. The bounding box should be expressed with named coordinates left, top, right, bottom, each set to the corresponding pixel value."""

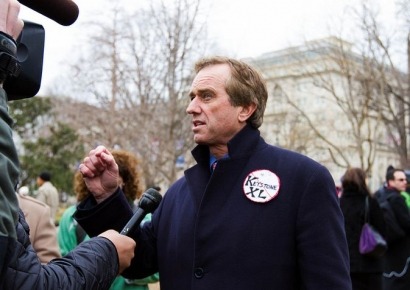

left=209, top=145, right=228, bottom=159
left=386, top=185, right=401, bottom=193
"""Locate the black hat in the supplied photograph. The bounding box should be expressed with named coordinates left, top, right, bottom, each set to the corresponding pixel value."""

left=39, top=171, right=51, bottom=181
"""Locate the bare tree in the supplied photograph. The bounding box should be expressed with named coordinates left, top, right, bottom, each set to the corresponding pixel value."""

left=261, top=84, right=318, bottom=155
left=253, top=37, right=383, bottom=181
left=354, top=0, right=410, bottom=169
left=53, top=0, right=209, bottom=189
left=122, top=0, right=208, bottom=187
left=254, top=1, right=408, bottom=187
left=299, top=37, right=384, bottom=173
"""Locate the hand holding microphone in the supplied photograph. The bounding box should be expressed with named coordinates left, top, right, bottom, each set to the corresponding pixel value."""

left=98, top=230, right=136, bottom=274
left=120, top=188, right=162, bottom=236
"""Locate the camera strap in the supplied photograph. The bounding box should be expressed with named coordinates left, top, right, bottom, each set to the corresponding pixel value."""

left=0, top=32, right=20, bottom=83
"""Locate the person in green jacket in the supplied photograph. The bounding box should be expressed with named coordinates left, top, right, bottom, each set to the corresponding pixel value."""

left=58, top=149, right=159, bottom=290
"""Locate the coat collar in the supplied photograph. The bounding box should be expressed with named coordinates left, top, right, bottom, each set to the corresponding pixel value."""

left=185, top=125, right=265, bottom=208
left=190, top=124, right=262, bottom=167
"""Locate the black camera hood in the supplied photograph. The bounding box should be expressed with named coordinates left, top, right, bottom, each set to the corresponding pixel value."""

left=4, top=21, right=45, bottom=101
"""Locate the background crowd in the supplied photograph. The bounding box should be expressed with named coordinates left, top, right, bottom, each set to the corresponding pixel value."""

left=17, top=155, right=160, bottom=290
left=340, top=166, right=410, bottom=290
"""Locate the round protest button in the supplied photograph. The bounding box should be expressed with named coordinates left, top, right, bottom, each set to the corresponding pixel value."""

left=243, top=169, right=280, bottom=203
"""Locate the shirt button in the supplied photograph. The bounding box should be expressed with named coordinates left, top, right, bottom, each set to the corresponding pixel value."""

left=194, top=267, right=204, bottom=279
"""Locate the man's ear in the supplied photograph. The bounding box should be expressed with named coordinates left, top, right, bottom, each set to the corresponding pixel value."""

left=238, top=103, right=257, bottom=123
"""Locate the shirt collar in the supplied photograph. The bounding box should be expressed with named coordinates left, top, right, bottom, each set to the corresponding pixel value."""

left=209, top=152, right=229, bottom=171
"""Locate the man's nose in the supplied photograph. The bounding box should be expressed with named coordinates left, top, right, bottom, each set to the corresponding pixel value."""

left=186, top=97, right=199, bottom=114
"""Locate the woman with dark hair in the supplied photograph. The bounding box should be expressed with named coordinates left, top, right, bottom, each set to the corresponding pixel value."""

left=340, top=167, right=386, bottom=290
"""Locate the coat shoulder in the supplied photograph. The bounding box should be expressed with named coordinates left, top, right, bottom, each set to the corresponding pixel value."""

left=18, top=194, right=50, bottom=209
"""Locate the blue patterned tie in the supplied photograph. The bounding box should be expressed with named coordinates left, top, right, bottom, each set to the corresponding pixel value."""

left=211, top=160, right=218, bottom=172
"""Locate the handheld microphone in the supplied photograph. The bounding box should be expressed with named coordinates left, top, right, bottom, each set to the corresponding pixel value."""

left=19, top=0, right=80, bottom=26
left=120, top=188, right=162, bottom=236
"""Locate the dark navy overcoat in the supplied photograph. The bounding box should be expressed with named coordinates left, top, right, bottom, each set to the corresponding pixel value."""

left=76, top=125, right=352, bottom=290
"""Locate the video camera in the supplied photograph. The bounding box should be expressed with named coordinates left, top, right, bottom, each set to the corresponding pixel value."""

left=0, top=0, right=79, bottom=101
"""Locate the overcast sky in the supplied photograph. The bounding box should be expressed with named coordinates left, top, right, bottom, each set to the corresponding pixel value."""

left=19, top=0, right=399, bottom=94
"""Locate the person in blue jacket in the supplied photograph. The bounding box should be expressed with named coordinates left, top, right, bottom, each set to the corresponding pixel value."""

left=76, top=56, right=352, bottom=289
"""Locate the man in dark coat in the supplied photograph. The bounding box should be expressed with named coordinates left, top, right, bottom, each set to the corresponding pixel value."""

left=375, top=168, right=410, bottom=290
left=76, top=57, right=352, bottom=289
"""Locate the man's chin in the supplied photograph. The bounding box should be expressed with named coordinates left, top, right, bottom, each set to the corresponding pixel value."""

left=193, top=136, right=207, bottom=145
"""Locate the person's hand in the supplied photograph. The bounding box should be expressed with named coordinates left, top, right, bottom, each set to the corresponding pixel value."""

left=0, top=0, right=24, bottom=88
left=99, top=230, right=136, bottom=274
left=79, top=145, right=120, bottom=203
left=0, top=0, right=24, bottom=39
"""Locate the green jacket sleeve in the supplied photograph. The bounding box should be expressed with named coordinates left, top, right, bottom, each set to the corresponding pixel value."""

left=0, top=87, right=20, bottom=278
left=0, top=88, right=20, bottom=238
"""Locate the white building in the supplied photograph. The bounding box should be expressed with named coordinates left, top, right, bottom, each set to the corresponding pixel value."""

left=247, top=36, right=401, bottom=191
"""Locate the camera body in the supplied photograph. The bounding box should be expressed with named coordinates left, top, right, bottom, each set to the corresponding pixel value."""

left=3, top=21, right=45, bottom=101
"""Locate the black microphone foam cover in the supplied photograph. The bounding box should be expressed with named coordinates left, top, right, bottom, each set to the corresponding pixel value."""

left=120, top=188, right=162, bottom=236
left=20, top=0, right=79, bottom=26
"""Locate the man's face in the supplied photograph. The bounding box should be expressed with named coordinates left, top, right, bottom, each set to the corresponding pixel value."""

left=186, top=64, right=249, bottom=156
left=36, top=177, right=43, bottom=186
left=389, top=171, right=407, bottom=192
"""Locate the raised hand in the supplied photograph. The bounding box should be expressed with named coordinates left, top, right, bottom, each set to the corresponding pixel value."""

left=79, top=145, right=120, bottom=203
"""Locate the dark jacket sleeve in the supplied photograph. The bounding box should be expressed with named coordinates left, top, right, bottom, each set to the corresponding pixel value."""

left=74, top=188, right=134, bottom=237
left=390, top=194, right=410, bottom=233
left=369, top=196, right=387, bottom=238
left=74, top=189, right=159, bottom=280
left=2, top=210, right=120, bottom=289
left=296, top=166, right=351, bottom=288
left=74, top=190, right=161, bottom=279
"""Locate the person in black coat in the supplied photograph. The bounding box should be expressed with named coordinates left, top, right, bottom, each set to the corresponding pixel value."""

left=76, top=56, right=352, bottom=289
left=340, top=167, right=386, bottom=290
left=375, top=168, right=410, bottom=290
